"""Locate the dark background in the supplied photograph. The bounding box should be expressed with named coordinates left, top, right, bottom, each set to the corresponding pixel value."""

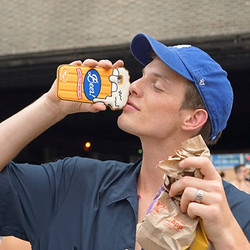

left=0, top=35, right=250, bottom=164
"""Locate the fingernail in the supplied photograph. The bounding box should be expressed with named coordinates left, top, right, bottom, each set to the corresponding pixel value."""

left=169, top=190, right=173, bottom=197
left=179, top=160, right=184, bottom=167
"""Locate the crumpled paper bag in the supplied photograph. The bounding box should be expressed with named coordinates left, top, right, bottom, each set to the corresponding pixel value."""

left=136, top=135, right=212, bottom=250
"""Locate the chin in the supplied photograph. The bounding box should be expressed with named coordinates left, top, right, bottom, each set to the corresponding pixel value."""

left=117, top=114, right=136, bottom=135
left=117, top=115, right=128, bottom=131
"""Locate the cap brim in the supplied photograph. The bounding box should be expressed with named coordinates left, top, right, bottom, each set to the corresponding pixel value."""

left=130, top=33, right=193, bottom=82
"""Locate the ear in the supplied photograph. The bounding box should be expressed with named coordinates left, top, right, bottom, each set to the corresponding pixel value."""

left=182, top=109, right=208, bottom=132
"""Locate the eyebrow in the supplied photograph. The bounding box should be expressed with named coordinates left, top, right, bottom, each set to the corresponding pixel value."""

left=142, top=68, right=170, bottom=83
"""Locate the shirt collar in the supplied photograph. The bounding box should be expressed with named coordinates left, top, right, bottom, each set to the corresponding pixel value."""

left=107, top=158, right=142, bottom=207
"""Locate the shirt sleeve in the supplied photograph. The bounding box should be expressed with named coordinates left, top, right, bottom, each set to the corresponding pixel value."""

left=223, top=180, right=250, bottom=241
left=0, top=158, right=77, bottom=241
left=0, top=157, right=124, bottom=244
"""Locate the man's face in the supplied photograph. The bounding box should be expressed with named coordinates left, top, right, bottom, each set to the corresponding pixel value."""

left=118, top=58, right=191, bottom=141
left=237, top=166, right=249, bottom=180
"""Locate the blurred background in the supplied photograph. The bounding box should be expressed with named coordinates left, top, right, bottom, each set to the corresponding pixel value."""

left=0, top=0, right=250, bottom=180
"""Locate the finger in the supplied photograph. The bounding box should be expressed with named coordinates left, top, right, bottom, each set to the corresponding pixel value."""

left=169, top=175, right=222, bottom=197
left=91, top=102, right=106, bottom=112
left=169, top=176, right=203, bottom=197
left=186, top=202, right=209, bottom=219
left=98, top=59, right=113, bottom=69
left=186, top=202, right=223, bottom=223
left=113, top=60, right=124, bottom=68
left=180, top=187, right=212, bottom=213
left=71, top=102, right=106, bottom=114
left=179, top=157, right=220, bottom=180
left=84, top=103, right=106, bottom=113
left=82, top=59, right=99, bottom=67
left=180, top=187, right=200, bottom=213
left=69, top=60, right=83, bottom=66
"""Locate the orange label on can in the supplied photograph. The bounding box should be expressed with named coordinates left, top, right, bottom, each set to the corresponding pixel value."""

left=56, top=65, right=130, bottom=110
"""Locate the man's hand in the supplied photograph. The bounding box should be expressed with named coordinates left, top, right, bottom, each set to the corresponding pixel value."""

left=46, top=59, right=124, bottom=116
left=169, top=157, right=249, bottom=249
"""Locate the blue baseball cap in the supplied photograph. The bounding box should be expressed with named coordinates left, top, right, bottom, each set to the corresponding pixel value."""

left=130, top=33, right=233, bottom=141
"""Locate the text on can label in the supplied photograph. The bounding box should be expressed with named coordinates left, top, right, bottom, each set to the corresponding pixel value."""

left=84, top=69, right=101, bottom=100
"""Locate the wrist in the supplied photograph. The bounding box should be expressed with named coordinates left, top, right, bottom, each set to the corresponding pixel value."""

left=212, top=224, right=249, bottom=250
left=42, top=92, right=67, bottom=121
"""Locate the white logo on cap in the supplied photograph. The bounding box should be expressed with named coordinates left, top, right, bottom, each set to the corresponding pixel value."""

left=199, top=78, right=205, bottom=85
left=174, top=45, right=191, bottom=49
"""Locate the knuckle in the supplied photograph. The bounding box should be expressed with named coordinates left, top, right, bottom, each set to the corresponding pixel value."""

left=199, top=156, right=210, bottom=165
left=184, top=186, right=193, bottom=195
left=181, top=176, right=192, bottom=186
left=211, top=181, right=223, bottom=193
left=213, top=193, right=223, bottom=204
left=208, top=205, right=220, bottom=219
left=187, top=203, right=197, bottom=219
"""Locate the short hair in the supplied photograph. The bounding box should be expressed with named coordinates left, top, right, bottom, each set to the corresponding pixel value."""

left=181, top=80, right=222, bottom=145
left=234, top=164, right=246, bottom=173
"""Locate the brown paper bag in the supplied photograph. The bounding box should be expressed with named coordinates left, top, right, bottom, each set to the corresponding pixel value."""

left=136, top=135, right=213, bottom=250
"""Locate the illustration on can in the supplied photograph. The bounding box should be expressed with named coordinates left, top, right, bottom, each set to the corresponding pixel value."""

left=57, top=65, right=130, bottom=110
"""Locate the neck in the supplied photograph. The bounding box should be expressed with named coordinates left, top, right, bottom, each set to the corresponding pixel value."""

left=138, top=135, right=183, bottom=197
left=237, top=178, right=246, bottom=183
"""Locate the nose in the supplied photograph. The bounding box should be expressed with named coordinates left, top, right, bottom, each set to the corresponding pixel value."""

left=129, top=78, right=143, bottom=97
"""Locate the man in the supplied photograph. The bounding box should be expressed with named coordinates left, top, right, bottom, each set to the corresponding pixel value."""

left=0, top=33, right=249, bottom=249
left=231, top=164, right=250, bottom=194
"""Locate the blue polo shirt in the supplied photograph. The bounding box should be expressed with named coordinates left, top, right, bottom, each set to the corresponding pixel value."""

left=0, top=157, right=249, bottom=250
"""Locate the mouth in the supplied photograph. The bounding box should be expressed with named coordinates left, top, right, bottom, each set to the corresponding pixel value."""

left=125, top=99, right=140, bottom=111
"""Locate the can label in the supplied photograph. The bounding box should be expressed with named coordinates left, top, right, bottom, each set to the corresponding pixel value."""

left=83, top=69, right=101, bottom=100
left=56, top=65, right=130, bottom=110
left=76, top=68, right=83, bottom=99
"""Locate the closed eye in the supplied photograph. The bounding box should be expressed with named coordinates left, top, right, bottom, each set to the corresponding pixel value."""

left=152, top=82, right=165, bottom=92
left=153, top=85, right=163, bottom=92
left=142, top=68, right=168, bottom=93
